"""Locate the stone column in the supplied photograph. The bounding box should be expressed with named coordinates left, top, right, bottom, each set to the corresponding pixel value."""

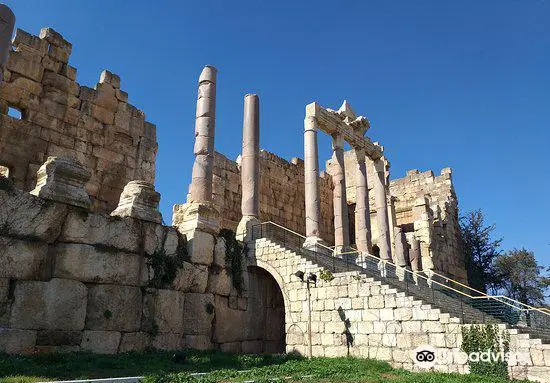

left=354, top=148, right=372, bottom=254
left=373, top=159, right=391, bottom=260
left=188, top=65, right=217, bottom=203
left=393, top=226, right=409, bottom=268
left=0, top=5, right=15, bottom=85
left=330, top=134, right=350, bottom=254
left=303, top=115, right=322, bottom=247
left=236, top=94, right=260, bottom=241
left=409, top=238, right=422, bottom=272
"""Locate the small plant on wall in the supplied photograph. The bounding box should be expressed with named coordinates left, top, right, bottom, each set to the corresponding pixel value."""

left=218, top=228, right=245, bottom=294
left=461, top=324, right=510, bottom=380
left=146, top=233, right=189, bottom=289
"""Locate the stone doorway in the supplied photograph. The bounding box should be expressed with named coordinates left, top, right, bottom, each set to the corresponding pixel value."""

left=246, top=266, right=286, bottom=353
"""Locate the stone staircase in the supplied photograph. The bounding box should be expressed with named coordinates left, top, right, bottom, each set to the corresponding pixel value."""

left=253, top=224, right=550, bottom=345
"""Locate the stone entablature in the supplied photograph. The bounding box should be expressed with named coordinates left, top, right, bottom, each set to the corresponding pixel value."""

left=0, top=27, right=157, bottom=213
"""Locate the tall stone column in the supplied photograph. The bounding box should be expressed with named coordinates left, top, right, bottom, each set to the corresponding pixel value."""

left=303, top=115, right=322, bottom=247
left=188, top=65, right=217, bottom=203
left=393, top=226, right=409, bottom=268
left=409, top=238, right=422, bottom=272
left=331, top=135, right=350, bottom=254
left=354, top=148, right=372, bottom=254
left=373, top=159, right=392, bottom=260
left=236, top=94, right=261, bottom=241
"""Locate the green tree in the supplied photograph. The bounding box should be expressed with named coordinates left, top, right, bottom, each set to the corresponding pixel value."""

left=460, top=210, right=502, bottom=293
left=493, top=248, right=549, bottom=307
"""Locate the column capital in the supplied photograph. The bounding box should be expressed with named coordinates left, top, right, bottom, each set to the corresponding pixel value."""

left=331, top=134, right=345, bottom=150
left=354, top=147, right=366, bottom=163
left=304, top=116, right=318, bottom=133
left=374, top=158, right=386, bottom=173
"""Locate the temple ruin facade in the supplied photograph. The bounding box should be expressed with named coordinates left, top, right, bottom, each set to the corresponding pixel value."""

left=0, top=26, right=548, bottom=382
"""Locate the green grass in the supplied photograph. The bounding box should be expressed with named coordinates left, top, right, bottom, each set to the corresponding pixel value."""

left=0, top=349, right=526, bottom=383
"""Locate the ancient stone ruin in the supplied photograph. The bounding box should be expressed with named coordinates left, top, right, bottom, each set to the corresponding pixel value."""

left=0, top=26, right=549, bottom=383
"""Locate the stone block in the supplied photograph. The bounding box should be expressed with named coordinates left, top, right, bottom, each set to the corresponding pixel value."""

left=152, top=333, right=184, bottom=350
left=213, top=237, right=227, bottom=267
left=187, top=230, right=214, bottom=266
left=53, top=243, right=141, bottom=285
left=172, top=262, right=208, bottom=293
left=206, top=268, right=232, bottom=296
left=10, top=278, right=87, bottom=331
left=184, top=335, right=214, bottom=350
left=86, top=285, right=142, bottom=331
left=213, top=295, right=246, bottom=343
left=36, top=330, right=82, bottom=346
left=60, top=210, right=140, bottom=253
left=0, top=189, right=67, bottom=243
left=30, top=156, right=91, bottom=209
left=151, top=289, right=185, bottom=333
left=0, top=236, right=48, bottom=279
left=81, top=330, right=121, bottom=354
left=0, top=329, right=37, bottom=353
left=111, top=181, right=162, bottom=223
left=119, top=332, right=151, bottom=352
left=183, top=293, right=214, bottom=335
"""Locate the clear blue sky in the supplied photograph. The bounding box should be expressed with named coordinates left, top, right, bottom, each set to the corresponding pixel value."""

left=6, top=1, right=549, bottom=266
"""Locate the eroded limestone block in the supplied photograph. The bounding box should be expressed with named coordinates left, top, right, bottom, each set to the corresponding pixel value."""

left=60, top=210, right=140, bottom=253
left=119, top=332, right=151, bottom=352
left=0, top=329, right=36, bottom=354
left=206, top=268, right=232, bottom=296
left=53, top=243, right=141, bottom=285
left=172, top=262, right=208, bottom=293
left=111, top=181, right=162, bottom=223
left=172, top=202, right=220, bottom=236
left=141, top=289, right=185, bottom=334
left=183, top=293, right=214, bottom=336
left=213, top=237, right=227, bottom=267
left=142, top=223, right=183, bottom=256
left=81, top=330, right=121, bottom=354
left=30, top=156, right=91, bottom=209
left=213, top=295, right=245, bottom=343
left=152, top=333, right=184, bottom=350
left=10, top=278, right=87, bottom=331
left=0, top=189, right=67, bottom=243
left=36, top=330, right=82, bottom=347
left=187, top=230, right=214, bottom=266
left=86, top=285, right=142, bottom=332
left=0, top=236, right=48, bottom=279
left=184, top=335, right=214, bottom=350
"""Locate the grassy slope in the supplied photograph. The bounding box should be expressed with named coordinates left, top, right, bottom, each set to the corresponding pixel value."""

left=0, top=349, right=525, bottom=383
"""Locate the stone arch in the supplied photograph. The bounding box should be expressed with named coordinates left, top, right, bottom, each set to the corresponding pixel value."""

left=246, top=264, right=286, bottom=353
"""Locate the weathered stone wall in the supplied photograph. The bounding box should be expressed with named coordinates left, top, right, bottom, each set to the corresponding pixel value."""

left=252, top=238, right=550, bottom=383
left=210, top=150, right=335, bottom=244
left=390, top=168, right=466, bottom=283
left=0, top=27, right=157, bottom=213
left=0, top=184, right=280, bottom=354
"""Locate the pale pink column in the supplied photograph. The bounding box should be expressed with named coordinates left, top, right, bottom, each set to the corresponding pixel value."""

left=331, top=134, right=350, bottom=254
left=373, top=159, right=392, bottom=261
left=189, top=65, right=217, bottom=203
left=354, top=148, right=373, bottom=254
left=304, top=115, right=321, bottom=243
left=240, top=94, right=260, bottom=217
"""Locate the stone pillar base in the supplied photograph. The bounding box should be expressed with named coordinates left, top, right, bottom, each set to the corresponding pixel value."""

left=172, top=202, right=220, bottom=237
left=333, top=245, right=351, bottom=257
left=111, top=181, right=162, bottom=223
left=303, top=236, right=331, bottom=256
left=236, top=215, right=260, bottom=242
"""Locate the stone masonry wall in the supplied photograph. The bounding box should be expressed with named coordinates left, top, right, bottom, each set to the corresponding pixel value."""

left=252, top=238, right=550, bottom=383
left=0, top=184, right=279, bottom=354
left=390, top=168, right=466, bottom=283
left=0, top=27, right=157, bottom=213
left=210, top=150, right=335, bottom=244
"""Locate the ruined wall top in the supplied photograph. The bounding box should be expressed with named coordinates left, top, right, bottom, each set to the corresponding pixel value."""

left=0, top=27, right=158, bottom=213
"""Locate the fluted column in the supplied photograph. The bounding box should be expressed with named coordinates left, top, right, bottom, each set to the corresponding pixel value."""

left=236, top=94, right=260, bottom=241
left=373, top=159, right=392, bottom=260
left=0, top=5, right=15, bottom=85
left=189, top=65, right=217, bottom=203
left=331, top=135, right=350, bottom=254
left=354, top=148, right=372, bottom=254
left=304, top=115, right=322, bottom=246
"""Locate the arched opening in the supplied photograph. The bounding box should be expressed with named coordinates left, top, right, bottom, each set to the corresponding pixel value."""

left=372, top=245, right=380, bottom=258
left=246, top=266, right=286, bottom=353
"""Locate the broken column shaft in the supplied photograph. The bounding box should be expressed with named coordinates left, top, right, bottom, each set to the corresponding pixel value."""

left=373, top=159, right=392, bottom=261
left=189, top=65, right=217, bottom=203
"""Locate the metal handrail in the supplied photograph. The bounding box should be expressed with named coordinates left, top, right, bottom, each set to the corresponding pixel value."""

left=251, top=221, right=550, bottom=335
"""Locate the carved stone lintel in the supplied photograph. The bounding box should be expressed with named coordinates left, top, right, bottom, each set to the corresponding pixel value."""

left=30, top=156, right=91, bottom=209
left=111, top=180, right=162, bottom=223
